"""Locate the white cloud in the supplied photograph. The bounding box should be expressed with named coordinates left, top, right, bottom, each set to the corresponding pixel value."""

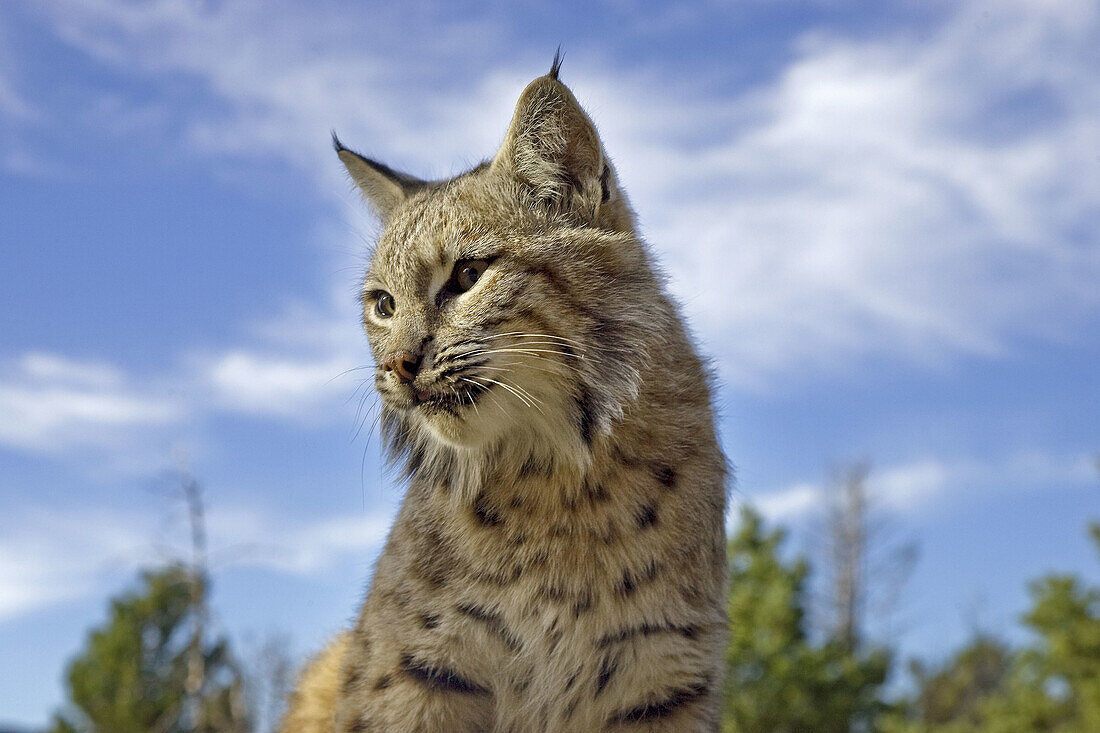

left=192, top=289, right=370, bottom=419
left=0, top=353, right=179, bottom=453
left=1, top=0, right=1096, bottom=462
left=744, top=449, right=1098, bottom=522
left=874, top=460, right=952, bottom=513
left=0, top=508, right=149, bottom=622
left=747, top=482, right=823, bottom=523
left=0, top=75, right=34, bottom=121
left=0, top=21, right=36, bottom=125
left=232, top=513, right=393, bottom=575
left=0, top=292, right=371, bottom=460
left=21, top=0, right=1100, bottom=391
left=608, top=1, right=1100, bottom=386
left=204, top=351, right=354, bottom=418
left=26, top=0, right=511, bottom=178
left=0, top=503, right=392, bottom=623
left=18, top=351, right=124, bottom=387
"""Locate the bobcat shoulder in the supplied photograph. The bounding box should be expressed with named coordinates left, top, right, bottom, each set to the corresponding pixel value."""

left=281, top=56, right=729, bottom=733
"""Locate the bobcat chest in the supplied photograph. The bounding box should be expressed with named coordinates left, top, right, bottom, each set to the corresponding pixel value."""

left=427, top=457, right=677, bottom=638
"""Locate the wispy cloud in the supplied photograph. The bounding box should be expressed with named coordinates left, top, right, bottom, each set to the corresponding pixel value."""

left=190, top=291, right=369, bottom=420
left=0, top=508, right=149, bottom=622
left=205, top=509, right=393, bottom=575
left=612, top=0, right=1100, bottom=386
left=22, top=0, right=510, bottom=177
left=0, top=245, right=381, bottom=461
left=0, top=13, right=36, bottom=125
left=0, top=502, right=392, bottom=623
left=750, top=482, right=822, bottom=523
left=743, top=450, right=1098, bottom=523
left=203, top=350, right=353, bottom=418
left=16, top=0, right=1099, bottom=391
left=0, top=74, right=35, bottom=122
left=0, top=352, right=179, bottom=453
left=0, top=305, right=367, bottom=465
left=2, top=1, right=1097, bottom=465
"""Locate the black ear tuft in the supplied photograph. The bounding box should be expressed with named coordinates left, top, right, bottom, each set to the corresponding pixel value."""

left=331, top=130, right=346, bottom=154
left=549, top=46, right=564, bottom=80
left=334, top=136, right=427, bottom=221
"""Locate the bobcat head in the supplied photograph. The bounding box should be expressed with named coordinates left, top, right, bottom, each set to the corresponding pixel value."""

left=336, top=57, right=673, bottom=477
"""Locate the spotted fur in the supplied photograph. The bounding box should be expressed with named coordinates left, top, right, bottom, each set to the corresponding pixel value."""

left=281, top=58, right=728, bottom=732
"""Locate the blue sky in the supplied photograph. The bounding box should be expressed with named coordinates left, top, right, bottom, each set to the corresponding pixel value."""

left=1, top=0, right=1098, bottom=727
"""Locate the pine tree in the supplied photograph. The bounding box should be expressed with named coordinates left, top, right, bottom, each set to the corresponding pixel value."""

left=49, top=565, right=250, bottom=733
left=886, top=522, right=1100, bottom=732
left=723, top=507, right=890, bottom=732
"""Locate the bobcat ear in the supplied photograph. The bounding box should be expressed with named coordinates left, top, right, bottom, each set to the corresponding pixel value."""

left=332, top=132, right=425, bottom=222
left=491, top=56, right=624, bottom=226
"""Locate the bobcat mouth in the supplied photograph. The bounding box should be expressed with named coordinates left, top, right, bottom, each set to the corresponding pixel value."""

left=414, top=380, right=492, bottom=414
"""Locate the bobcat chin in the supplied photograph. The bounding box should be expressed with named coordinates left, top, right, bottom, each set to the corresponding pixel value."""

left=281, top=54, right=729, bottom=733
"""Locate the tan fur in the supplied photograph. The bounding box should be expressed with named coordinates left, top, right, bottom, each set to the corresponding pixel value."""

left=280, top=632, right=349, bottom=731
left=282, top=60, right=728, bottom=732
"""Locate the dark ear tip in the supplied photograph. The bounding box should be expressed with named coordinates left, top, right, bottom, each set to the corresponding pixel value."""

left=331, top=130, right=346, bottom=154
left=549, top=46, right=564, bottom=81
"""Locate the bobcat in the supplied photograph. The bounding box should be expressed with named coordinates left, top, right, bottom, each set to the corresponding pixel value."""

left=280, top=55, right=729, bottom=732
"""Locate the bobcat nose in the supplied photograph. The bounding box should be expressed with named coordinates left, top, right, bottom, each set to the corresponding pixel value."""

left=383, top=351, right=421, bottom=384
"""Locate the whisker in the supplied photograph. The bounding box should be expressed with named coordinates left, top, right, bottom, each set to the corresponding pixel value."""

left=502, top=379, right=545, bottom=414
left=435, top=348, right=585, bottom=377
left=351, top=393, right=380, bottom=444
left=444, top=386, right=474, bottom=414
left=360, top=417, right=381, bottom=503
left=457, top=355, right=584, bottom=378
left=473, top=367, right=544, bottom=408
left=350, top=390, right=369, bottom=433
left=485, top=352, right=585, bottom=373
left=350, top=382, right=372, bottom=434
left=477, top=363, right=564, bottom=380
left=463, top=347, right=584, bottom=360
left=465, top=375, right=544, bottom=415
left=363, top=407, right=381, bottom=448
left=345, top=377, right=372, bottom=406
left=485, top=330, right=586, bottom=344
left=510, top=384, right=545, bottom=413
left=436, top=357, right=489, bottom=380
left=474, top=376, right=533, bottom=409
left=490, top=340, right=587, bottom=352
left=462, top=376, right=509, bottom=416
left=487, top=339, right=588, bottom=357
left=433, top=332, right=588, bottom=364
left=327, top=364, right=376, bottom=386
left=482, top=331, right=588, bottom=348
left=464, top=384, right=480, bottom=417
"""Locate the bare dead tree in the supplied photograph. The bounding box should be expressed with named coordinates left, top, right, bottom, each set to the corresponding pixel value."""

left=829, top=463, right=869, bottom=653
left=181, top=470, right=208, bottom=733
left=818, top=462, right=919, bottom=654
left=241, top=632, right=296, bottom=733
left=170, top=466, right=249, bottom=732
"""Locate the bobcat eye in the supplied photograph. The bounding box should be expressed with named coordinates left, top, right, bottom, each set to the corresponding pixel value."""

left=374, top=292, right=396, bottom=318
left=455, top=260, right=488, bottom=292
